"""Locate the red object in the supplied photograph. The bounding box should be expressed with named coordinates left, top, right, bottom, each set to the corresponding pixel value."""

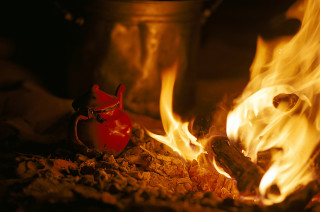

left=71, top=84, right=132, bottom=156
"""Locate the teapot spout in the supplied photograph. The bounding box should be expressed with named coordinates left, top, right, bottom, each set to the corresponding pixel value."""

left=116, top=84, right=125, bottom=110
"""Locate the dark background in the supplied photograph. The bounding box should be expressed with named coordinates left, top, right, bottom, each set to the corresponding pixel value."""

left=0, top=0, right=299, bottom=99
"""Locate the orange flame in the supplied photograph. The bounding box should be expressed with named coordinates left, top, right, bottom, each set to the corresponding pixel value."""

left=146, top=61, right=206, bottom=161
left=227, top=0, right=320, bottom=205
left=212, top=157, right=232, bottom=179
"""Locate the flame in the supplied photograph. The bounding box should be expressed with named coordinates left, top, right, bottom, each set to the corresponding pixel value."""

left=146, top=61, right=205, bottom=161
left=227, top=0, right=320, bottom=205
left=212, top=157, right=232, bottom=179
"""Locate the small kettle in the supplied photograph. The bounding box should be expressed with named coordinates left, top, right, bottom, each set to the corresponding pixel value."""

left=70, top=84, right=132, bottom=156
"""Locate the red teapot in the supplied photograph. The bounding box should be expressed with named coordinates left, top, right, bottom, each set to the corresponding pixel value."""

left=70, top=84, right=132, bottom=156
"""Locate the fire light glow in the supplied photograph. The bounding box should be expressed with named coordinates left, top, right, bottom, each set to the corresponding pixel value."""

left=146, top=61, right=206, bottom=161
left=146, top=0, right=320, bottom=205
left=227, top=0, right=320, bottom=205
left=212, top=157, right=232, bottom=179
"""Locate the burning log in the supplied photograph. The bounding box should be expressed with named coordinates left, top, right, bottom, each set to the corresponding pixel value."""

left=257, top=148, right=283, bottom=171
left=268, top=180, right=320, bottom=211
left=272, top=93, right=300, bottom=111
left=209, top=136, right=264, bottom=193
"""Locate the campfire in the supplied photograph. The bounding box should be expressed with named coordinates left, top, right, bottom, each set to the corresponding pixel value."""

left=147, top=0, right=320, bottom=208
left=1, top=0, right=320, bottom=211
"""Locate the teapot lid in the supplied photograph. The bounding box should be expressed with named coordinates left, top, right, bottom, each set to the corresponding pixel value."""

left=72, top=84, right=119, bottom=111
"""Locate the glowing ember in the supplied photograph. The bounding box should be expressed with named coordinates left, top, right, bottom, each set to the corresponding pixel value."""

left=146, top=61, right=206, bottom=161
left=227, top=0, right=320, bottom=205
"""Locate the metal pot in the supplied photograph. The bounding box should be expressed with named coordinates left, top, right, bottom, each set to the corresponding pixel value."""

left=66, top=0, right=212, bottom=117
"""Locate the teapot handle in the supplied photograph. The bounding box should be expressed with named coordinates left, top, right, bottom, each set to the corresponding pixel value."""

left=71, top=114, right=89, bottom=152
left=116, top=84, right=125, bottom=110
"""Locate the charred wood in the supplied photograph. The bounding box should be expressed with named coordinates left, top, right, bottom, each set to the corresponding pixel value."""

left=267, top=180, right=320, bottom=212
left=209, top=136, right=265, bottom=193
left=257, top=148, right=283, bottom=171
left=273, top=93, right=299, bottom=111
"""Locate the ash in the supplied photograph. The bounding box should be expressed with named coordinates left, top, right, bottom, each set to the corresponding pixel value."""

left=1, top=120, right=243, bottom=212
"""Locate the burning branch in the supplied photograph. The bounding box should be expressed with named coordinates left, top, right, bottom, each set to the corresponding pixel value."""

left=208, top=136, right=264, bottom=193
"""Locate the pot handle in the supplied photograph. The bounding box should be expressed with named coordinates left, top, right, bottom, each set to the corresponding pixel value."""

left=71, top=114, right=89, bottom=152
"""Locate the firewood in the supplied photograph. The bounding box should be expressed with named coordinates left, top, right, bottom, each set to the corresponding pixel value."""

left=267, top=180, right=320, bottom=211
left=209, top=136, right=265, bottom=193
left=273, top=93, right=299, bottom=111
left=257, top=148, right=283, bottom=171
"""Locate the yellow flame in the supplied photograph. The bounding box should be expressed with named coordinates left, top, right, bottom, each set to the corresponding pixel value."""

left=212, top=157, right=232, bottom=179
left=227, top=0, right=320, bottom=205
left=146, top=61, right=205, bottom=161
